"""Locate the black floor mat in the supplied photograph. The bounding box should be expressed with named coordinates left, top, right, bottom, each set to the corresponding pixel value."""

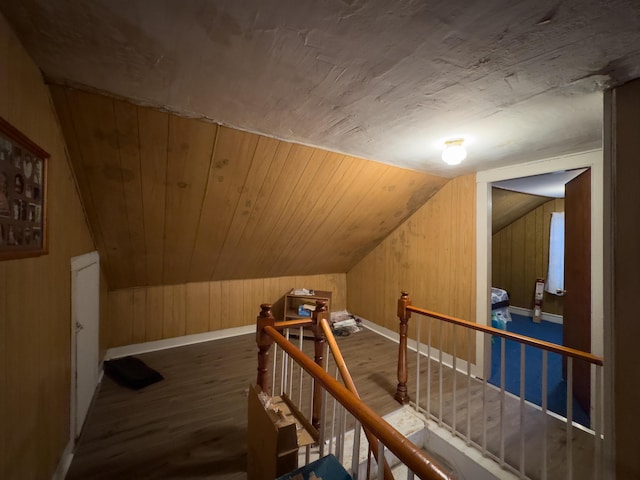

left=104, top=356, right=164, bottom=390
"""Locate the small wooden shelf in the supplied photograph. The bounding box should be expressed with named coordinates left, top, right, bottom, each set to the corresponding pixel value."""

left=283, top=289, right=332, bottom=322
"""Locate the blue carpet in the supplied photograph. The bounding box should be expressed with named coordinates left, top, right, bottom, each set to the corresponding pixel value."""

left=488, top=313, right=589, bottom=427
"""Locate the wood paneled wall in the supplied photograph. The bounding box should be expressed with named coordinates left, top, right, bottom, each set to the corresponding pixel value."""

left=0, top=15, right=96, bottom=480
left=492, top=197, right=564, bottom=315
left=347, top=175, right=476, bottom=359
left=492, top=187, right=550, bottom=233
left=50, top=86, right=448, bottom=291
left=105, top=273, right=346, bottom=348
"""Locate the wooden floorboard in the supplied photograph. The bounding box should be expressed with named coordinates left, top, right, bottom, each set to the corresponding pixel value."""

left=67, top=328, right=405, bottom=480
left=67, top=327, right=594, bottom=479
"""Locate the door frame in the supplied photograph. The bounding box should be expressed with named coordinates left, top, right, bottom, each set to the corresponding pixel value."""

left=70, top=250, right=100, bottom=443
left=475, top=149, right=604, bottom=417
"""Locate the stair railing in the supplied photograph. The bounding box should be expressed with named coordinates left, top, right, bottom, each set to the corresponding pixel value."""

left=256, top=301, right=453, bottom=480
left=395, top=291, right=605, bottom=480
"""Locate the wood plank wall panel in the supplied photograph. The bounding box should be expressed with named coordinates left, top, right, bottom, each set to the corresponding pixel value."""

left=190, top=127, right=259, bottom=280
left=131, top=288, right=147, bottom=344
left=224, top=140, right=293, bottom=280
left=137, top=108, right=168, bottom=285
left=303, top=161, right=401, bottom=273
left=246, top=144, right=317, bottom=276
left=145, top=285, right=164, bottom=341
left=163, top=117, right=216, bottom=285
left=105, top=273, right=347, bottom=348
left=276, top=153, right=365, bottom=272
left=492, top=187, right=550, bottom=233
left=50, top=86, right=448, bottom=290
left=269, top=151, right=341, bottom=269
left=162, top=284, right=187, bottom=339
left=347, top=175, right=476, bottom=360
left=113, top=101, right=146, bottom=286
left=208, top=281, right=222, bottom=332
left=492, top=197, right=564, bottom=315
left=0, top=14, right=96, bottom=479
left=65, top=90, right=133, bottom=286
left=108, top=288, right=133, bottom=348
left=185, top=281, right=210, bottom=335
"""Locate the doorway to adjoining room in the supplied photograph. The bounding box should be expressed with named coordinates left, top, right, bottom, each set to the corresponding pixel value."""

left=489, top=169, right=591, bottom=427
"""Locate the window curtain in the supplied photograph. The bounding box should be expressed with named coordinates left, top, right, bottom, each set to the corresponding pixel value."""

left=546, top=212, right=564, bottom=294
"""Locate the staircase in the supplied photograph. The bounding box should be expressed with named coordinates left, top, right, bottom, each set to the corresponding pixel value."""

left=304, top=405, right=521, bottom=480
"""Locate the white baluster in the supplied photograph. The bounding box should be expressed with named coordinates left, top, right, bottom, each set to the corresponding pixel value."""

left=377, top=438, right=385, bottom=480
left=351, top=419, right=362, bottom=480
left=298, top=326, right=304, bottom=406
left=566, top=357, right=573, bottom=480
left=519, top=343, right=526, bottom=478
left=416, top=318, right=421, bottom=413
left=272, top=343, right=278, bottom=394
left=452, top=325, right=457, bottom=435
left=439, top=322, right=444, bottom=426
left=427, top=317, right=432, bottom=419
left=594, top=364, right=603, bottom=480
left=542, top=350, right=548, bottom=480
left=500, top=336, right=506, bottom=465
left=466, top=328, right=472, bottom=446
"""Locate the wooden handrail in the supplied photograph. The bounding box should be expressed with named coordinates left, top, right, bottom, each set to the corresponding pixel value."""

left=318, top=314, right=394, bottom=480
left=394, top=291, right=604, bottom=407
left=405, top=304, right=604, bottom=366
left=263, top=323, right=453, bottom=480
left=274, top=318, right=314, bottom=330
left=319, top=316, right=360, bottom=396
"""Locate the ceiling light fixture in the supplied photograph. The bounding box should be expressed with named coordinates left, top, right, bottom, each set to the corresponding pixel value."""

left=442, top=138, right=467, bottom=165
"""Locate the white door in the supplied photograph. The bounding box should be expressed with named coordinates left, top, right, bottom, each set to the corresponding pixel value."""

left=71, top=251, right=100, bottom=439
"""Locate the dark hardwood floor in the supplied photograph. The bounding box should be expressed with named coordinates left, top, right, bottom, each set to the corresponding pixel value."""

left=67, top=327, right=595, bottom=479
left=67, top=328, right=404, bottom=479
left=68, top=334, right=256, bottom=480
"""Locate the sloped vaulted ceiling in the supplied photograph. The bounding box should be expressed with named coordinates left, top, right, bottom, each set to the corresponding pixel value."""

left=492, top=187, right=551, bottom=234
left=51, top=87, right=447, bottom=289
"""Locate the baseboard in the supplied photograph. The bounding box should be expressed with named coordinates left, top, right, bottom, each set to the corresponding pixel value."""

left=51, top=440, right=74, bottom=480
left=105, top=325, right=255, bottom=360
left=359, top=318, right=478, bottom=377
left=358, top=318, right=399, bottom=343
left=509, top=306, right=563, bottom=324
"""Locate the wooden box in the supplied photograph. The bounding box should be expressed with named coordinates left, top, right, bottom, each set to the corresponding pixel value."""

left=247, top=384, right=316, bottom=480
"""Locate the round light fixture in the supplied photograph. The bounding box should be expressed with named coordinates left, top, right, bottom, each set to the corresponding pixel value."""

left=442, top=138, right=467, bottom=165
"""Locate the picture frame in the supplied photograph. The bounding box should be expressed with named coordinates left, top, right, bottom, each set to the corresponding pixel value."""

left=0, top=117, right=49, bottom=260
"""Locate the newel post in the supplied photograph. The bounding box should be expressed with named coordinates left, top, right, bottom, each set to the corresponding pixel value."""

left=310, top=299, right=328, bottom=430
left=256, top=303, right=275, bottom=393
left=394, top=291, right=412, bottom=404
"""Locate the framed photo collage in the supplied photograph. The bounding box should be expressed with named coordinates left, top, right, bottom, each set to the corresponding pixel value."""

left=0, top=117, right=48, bottom=260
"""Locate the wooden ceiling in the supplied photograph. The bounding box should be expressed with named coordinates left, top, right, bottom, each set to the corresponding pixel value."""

left=51, top=86, right=448, bottom=290
left=492, top=187, right=551, bottom=234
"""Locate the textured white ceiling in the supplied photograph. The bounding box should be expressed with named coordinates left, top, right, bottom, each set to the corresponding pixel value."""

left=2, top=0, right=640, bottom=175
left=493, top=168, right=587, bottom=198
